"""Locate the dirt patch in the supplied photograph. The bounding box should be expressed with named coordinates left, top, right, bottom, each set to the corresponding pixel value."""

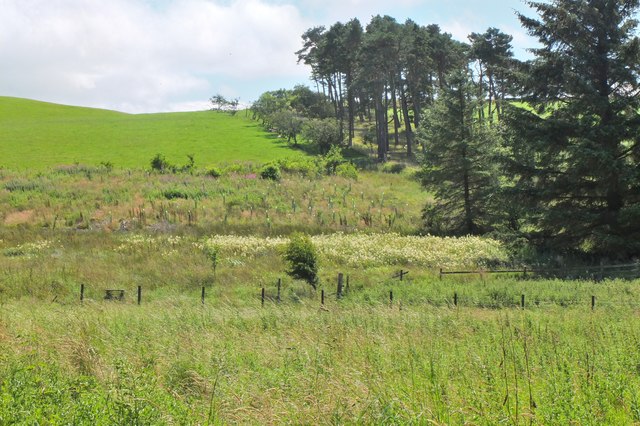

left=4, top=210, right=34, bottom=225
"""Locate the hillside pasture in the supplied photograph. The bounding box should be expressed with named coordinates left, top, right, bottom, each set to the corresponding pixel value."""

left=0, top=97, right=307, bottom=170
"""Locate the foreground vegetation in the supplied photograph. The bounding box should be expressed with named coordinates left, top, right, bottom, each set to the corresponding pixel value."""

left=0, top=173, right=638, bottom=423
left=2, top=299, right=640, bottom=424
left=2, top=85, right=640, bottom=422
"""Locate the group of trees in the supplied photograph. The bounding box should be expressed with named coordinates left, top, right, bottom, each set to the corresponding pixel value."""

left=296, top=17, right=482, bottom=160
left=250, top=85, right=342, bottom=153
left=418, top=0, right=640, bottom=259
left=247, top=0, right=640, bottom=258
left=252, top=16, right=512, bottom=158
left=209, top=94, right=239, bottom=114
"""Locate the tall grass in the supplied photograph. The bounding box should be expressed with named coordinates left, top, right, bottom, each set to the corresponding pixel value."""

left=0, top=167, right=425, bottom=235
left=1, top=301, right=639, bottom=423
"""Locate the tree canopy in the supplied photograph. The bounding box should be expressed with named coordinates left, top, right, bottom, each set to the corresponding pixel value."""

left=249, top=2, right=640, bottom=259
left=503, top=0, right=640, bottom=257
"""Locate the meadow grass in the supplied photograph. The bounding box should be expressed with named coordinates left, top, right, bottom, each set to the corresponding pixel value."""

left=0, top=108, right=638, bottom=424
left=0, top=97, right=308, bottom=169
left=1, top=197, right=640, bottom=423
left=1, top=300, right=640, bottom=424
left=0, top=167, right=425, bottom=235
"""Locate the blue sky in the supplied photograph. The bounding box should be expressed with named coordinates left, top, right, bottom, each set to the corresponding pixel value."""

left=0, top=0, right=538, bottom=113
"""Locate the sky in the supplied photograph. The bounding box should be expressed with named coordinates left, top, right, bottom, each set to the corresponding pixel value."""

left=0, top=0, right=539, bottom=113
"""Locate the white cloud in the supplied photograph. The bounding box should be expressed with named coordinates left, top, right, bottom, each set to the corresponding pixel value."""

left=441, top=20, right=473, bottom=41
left=296, top=0, right=425, bottom=23
left=0, top=0, right=310, bottom=112
left=0, top=0, right=539, bottom=113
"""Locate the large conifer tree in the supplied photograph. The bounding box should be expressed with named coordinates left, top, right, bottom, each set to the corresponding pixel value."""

left=418, top=71, right=501, bottom=235
left=504, top=0, right=640, bottom=256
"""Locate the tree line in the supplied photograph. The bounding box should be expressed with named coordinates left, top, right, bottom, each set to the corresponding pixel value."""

left=249, top=0, right=640, bottom=260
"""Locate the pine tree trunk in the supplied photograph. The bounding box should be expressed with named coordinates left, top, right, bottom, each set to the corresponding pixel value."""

left=346, top=71, right=355, bottom=147
left=391, top=77, right=401, bottom=147
left=384, top=86, right=390, bottom=153
left=337, top=73, right=345, bottom=142
left=400, top=84, right=413, bottom=156
left=375, top=88, right=387, bottom=162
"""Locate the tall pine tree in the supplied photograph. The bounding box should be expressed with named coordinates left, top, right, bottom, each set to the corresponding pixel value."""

left=504, top=0, right=640, bottom=256
left=418, top=70, right=501, bottom=236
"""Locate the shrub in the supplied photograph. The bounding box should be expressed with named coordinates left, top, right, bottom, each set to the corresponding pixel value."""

left=205, top=244, right=219, bottom=278
left=162, top=188, right=190, bottom=200
left=321, top=145, right=344, bottom=175
left=302, top=118, right=343, bottom=154
left=283, top=233, right=318, bottom=289
left=382, top=162, right=406, bottom=174
left=277, top=158, right=320, bottom=177
left=4, top=179, right=41, bottom=192
left=179, top=154, right=195, bottom=173
left=335, top=163, right=358, bottom=180
left=99, top=161, right=114, bottom=172
left=150, top=154, right=174, bottom=173
left=206, top=167, right=222, bottom=178
left=260, top=164, right=281, bottom=181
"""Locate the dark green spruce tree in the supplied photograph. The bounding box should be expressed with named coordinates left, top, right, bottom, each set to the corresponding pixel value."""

left=417, top=70, right=501, bottom=236
left=503, top=0, right=640, bottom=257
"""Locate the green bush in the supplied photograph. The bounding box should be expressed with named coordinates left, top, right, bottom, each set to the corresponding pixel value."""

left=335, top=162, right=358, bottom=180
left=277, top=158, right=320, bottom=177
left=179, top=154, right=195, bottom=173
left=321, top=145, right=344, bottom=175
left=283, top=233, right=318, bottom=288
left=150, top=154, right=174, bottom=173
left=206, top=167, right=222, bottom=178
left=382, top=162, right=406, bottom=174
left=260, top=164, right=281, bottom=181
left=162, top=188, right=190, bottom=200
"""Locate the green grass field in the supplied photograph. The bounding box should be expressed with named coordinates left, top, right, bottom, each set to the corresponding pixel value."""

left=1, top=96, right=640, bottom=424
left=0, top=97, right=307, bottom=170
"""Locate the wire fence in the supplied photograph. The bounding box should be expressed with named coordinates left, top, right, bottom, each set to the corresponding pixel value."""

left=439, top=262, right=640, bottom=281
left=76, top=262, right=640, bottom=311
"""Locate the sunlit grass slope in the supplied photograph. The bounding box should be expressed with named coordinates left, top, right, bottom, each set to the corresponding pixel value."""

left=0, top=97, right=306, bottom=169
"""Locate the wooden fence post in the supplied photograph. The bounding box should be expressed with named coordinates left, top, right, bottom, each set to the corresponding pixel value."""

left=137, top=286, right=142, bottom=305
left=261, top=287, right=265, bottom=307
left=592, top=295, right=595, bottom=310
left=201, top=286, right=205, bottom=305
left=346, top=275, right=350, bottom=294
left=439, top=268, right=443, bottom=280
left=337, top=273, right=344, bottom=299
left=321, top=289, right=325, bottom=305
left=521, top=294, right=525, bottom=309
left=454, top=292, right=458, bottom=307
left=80, top=284, right=84, bottom=303
left=390, top=290, right=393, bottom=306
left=277, top=278, right=281, bottom=303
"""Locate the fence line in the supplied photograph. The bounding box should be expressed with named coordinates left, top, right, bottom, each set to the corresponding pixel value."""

left=439, top=262, right=640, bottom=280
left=81, top=269, right=640, bottom=311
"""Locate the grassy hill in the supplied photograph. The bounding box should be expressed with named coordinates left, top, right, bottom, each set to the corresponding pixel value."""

left=0, top=97, right=306, bottom=170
